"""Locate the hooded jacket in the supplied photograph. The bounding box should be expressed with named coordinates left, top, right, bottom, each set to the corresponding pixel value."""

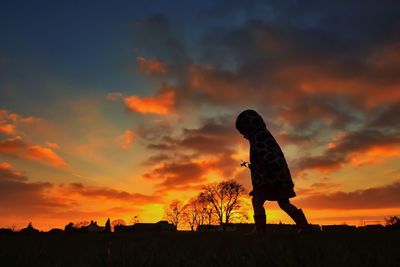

left=236, top=110, right=294, bottom=190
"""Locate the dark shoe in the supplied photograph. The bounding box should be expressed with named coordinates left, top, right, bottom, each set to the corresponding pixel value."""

left=254, top=214, right=266, bottom=234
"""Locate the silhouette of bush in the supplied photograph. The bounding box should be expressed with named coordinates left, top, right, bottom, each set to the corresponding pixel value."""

left=48, top=228, right=64, bottom=234
left=385, top=216, right=400, bottom=230
left=19, top=223, right=39, bottom=234
left=64, top=222, right=76, bottom=233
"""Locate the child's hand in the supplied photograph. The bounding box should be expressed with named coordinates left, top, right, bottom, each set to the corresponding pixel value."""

left=249, top=190, right=254, bottom=196
left=240, top=160, right=250, bottom=168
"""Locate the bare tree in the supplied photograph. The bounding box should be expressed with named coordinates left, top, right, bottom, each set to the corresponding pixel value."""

left=165, top=199, right=184, bottom=228
left=201, top=180, right=246, bottom=224
left=131, top=216, right=140, bottom=225
left=198, top=192, right=218, bottom=225
left=182, top=197, right=203, bottom=231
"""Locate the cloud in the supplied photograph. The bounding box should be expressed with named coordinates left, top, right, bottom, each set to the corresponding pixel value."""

left=296, top=181, right=400, bottom=210
left=296, top=129, right=400, bottom=172
left=144, top=115, right=240, bottom=155
left=0, top=109, right=39, bottom=136
left=0, top=136, right=68, bottom=168
left=368, top=102, right=400, bottom=129
left=133, top=14, right=191, bottom=65
left=138, top=115, right=246, bottom=194
left=0, top=162, right=27, bottom=181
left=0, top=164, right=161, bottom=228
left=115, top=129, right=135, bottom=149
left=106, top=92, right=124, bottom=101
left=143, top=160, right=208, bottom=187
left=62, top=183, right=162, bottom=204
left=127, top=2, right=400, bottom=132
left=0, top=124, right=16, bottom=135
left=46, top=142, right=60, bottom=150
left=113, top=1, right=400, bottom=208
left=137, top=56, right=167, bottom=75
left=0, top=163, right=69, bottom=216
left=26, top=146, right=68, bottom=168
left=124, top=84, right=176, bottom=115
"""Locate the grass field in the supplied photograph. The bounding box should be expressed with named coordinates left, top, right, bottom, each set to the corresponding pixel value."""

left=1, top=231, right=399, bottom=267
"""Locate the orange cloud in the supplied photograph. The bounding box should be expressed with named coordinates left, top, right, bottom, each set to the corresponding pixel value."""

left=0, top=124, right=16, bottom=135
left=348, top=145, right=400, bottom=167
left=0, top=162, right=27, bottom=181
left=0, top=109, right=40, bottom=136
left=46, top=142, right=60, bottom=150
left=296, top=181, right=400, bottom=210
left=26, top=146, right=67, bottom=168
left=0, top=136, right=67, bottom=168
left=0, top=163, right=159, bottom=230
left=296, top=128, right=400, bottom=173
left=115, top=129, right=135, bottom=149
left=137, top=56, right=167, bottom=75
left=124, top=85, right=175, bottom=115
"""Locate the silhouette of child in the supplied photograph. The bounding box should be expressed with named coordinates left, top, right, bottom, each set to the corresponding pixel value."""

left=235, top=109, right=309, bottom=233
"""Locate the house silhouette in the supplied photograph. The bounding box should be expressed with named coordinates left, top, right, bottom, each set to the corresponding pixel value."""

left=114, top=220, right=176, bottom=232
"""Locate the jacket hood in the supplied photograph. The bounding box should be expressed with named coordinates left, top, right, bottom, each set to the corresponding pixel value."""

left=235, top=109, right=266, bottom=137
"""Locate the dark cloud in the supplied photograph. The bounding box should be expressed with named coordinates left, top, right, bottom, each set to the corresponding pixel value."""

left=277, top=94, right=363, bottom=132
left=139, top=115, right=244, bottom=192
left=128, top=1, right=400, bottom=194
left=368, top=102, right=400, bottom=129
left=296, top=128, right=400, bottom=172
left=0, top=163, right=160, bottom=220
left=144, top=160, right=208, bottom=186
left=0, top=164, right=69, bottom=216
left=137, top=114, right=251, bottom=195
left=296, top=181, right=400, bottom=210
left=144, top=115, right=240, bottom=155
left=63, top=183, right=162, bottom=204
left=135, top=122, right=173, bottom=142
left=133, top=13, right=191, bottom=66
left=131, top=1, right=400, bottom=132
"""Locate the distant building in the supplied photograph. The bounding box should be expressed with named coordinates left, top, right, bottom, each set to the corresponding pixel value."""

left=85, top=221, right=105, bottom=233
left=114, top=220, right=176, bottom=232
left=358, top=224, right=385, bottom=231
left=321, top=224, right=357, bottom=232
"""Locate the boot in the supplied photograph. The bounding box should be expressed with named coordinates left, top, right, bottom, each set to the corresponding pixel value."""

left=246, top=214, right=266, bottom=235
left=288, top=209, right=311, bottom=233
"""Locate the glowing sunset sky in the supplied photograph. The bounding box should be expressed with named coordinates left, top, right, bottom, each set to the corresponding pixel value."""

left=1, top=0, right=399, bottom=230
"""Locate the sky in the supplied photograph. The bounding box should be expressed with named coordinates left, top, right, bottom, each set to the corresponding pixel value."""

left=0, top=0, right=399, bottom=230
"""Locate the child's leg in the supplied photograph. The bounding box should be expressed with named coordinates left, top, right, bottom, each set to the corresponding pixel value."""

left=251, top=193, right=266, bottom=233
left=252, top=193, right=266, bottom=216
left=277, top=198, right=298, bottom=214
left=277, top=199, right=309, bottom=228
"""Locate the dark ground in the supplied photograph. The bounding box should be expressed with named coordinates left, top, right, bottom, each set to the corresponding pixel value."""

left=1, top=231, right=399, bottom=267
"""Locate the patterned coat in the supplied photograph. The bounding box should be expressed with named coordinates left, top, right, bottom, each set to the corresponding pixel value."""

left=236, top=110, right=295, bottom=200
